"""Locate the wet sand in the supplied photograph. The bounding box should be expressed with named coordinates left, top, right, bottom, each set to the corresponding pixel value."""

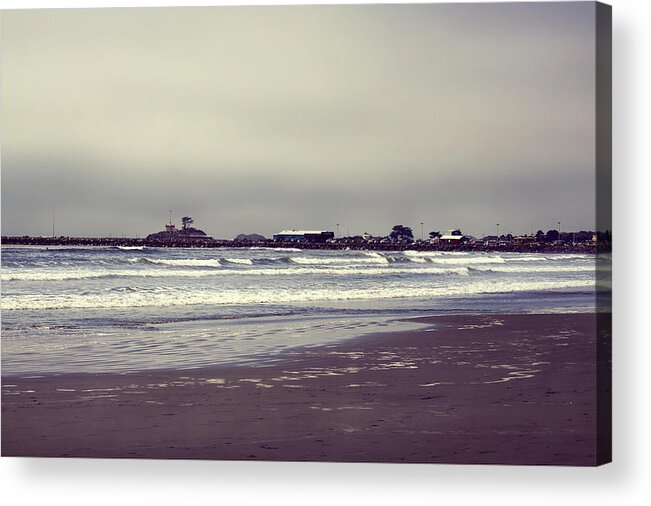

left=1, top=313, right=610, bottom=465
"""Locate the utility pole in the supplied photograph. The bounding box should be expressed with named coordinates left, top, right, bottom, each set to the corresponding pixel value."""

left=558, top=221, right=561, bottom=241
left=52, top=210, right=56, bottom=238
left=496, top=223, right=500, bottom=241
left=336, top=223, right=340, bottom=238
left=420, top=222, right=424, bottom=241
left=169, top=209, right=173, bottom=226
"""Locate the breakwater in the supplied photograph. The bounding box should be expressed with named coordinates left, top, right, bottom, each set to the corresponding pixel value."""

left=1, top=235, right=601, bottom=253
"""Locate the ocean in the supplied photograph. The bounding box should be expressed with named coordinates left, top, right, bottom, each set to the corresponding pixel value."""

left=1, top=245, right=604, bottom=375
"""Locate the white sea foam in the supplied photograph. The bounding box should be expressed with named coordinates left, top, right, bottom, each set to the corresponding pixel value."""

left=547, top=254, right=591, bottom=260
left=503, top=256, right=549, bottom=262
left=0, top=264, right=473, bottom=281
left=1, top=278, right=594, bottom=310
left=289, top=255, right=389, bottom=265
left=362, top=251, right=390, bottom=263
left=248, top=247, right=302, bottom=252
left=143, top=258, right=223, bottom=267
left=1, top=268, right=223, bottom=281
left=469, top=265, right=595, bottom=273
left=403, top=251, right=506, bottom=265
left=224, top=258, right=253, bottom=265
left=431, top=256, right=506, bottom=265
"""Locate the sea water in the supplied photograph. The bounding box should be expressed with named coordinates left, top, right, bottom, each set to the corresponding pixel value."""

left=1, top=245, right=605, bottom=374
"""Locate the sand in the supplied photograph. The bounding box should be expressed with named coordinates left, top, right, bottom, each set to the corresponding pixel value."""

left=1, top=313, right=611, bottom=465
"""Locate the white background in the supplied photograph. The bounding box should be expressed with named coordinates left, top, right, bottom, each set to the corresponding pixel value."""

left=1, top=0, right=649, bottom=504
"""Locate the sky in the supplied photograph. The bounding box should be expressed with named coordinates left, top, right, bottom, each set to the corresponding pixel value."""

left=1, top=2, right=597, bottom=239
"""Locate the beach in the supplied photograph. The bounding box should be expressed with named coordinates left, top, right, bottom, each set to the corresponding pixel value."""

left=1, top=312, right=610, bottom=465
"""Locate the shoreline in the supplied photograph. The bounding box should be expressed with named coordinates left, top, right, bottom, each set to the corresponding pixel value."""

left=1, top=312, right=610, bottom=465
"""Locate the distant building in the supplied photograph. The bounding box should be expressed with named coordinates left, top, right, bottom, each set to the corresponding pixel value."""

left=273, top=230, right=335, bottom=243
left=439, top=229, right=467, bottom=245
left=512, top=235, right=537, bottom=246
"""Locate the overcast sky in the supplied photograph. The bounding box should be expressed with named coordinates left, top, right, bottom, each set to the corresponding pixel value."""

left=1, top=3, right=597, bottom=239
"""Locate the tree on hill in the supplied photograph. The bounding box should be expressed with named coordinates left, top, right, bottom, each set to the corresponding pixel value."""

left=235, top=233, right=266, bottom=242
left=182, top=216, right=194, bottom=230
left=545, top=229, right=560, bottom=242
left=389, top=225, right=414, bottom=242
left=429, top=230, right=442, bottom=239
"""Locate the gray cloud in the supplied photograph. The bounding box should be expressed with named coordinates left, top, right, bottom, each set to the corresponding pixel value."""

left=1, top=3, right=597, bottom=238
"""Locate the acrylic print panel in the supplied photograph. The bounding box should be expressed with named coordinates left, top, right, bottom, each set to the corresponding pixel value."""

left=0, top=2, right=611, bottom=465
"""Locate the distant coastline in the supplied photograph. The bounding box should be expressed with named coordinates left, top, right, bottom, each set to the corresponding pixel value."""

left=1, top=235, right=606, bottom=253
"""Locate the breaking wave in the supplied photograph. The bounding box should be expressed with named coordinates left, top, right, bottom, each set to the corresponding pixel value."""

left=1, top=265, right=471, bottom=282
left=2, top=278, right=594, bottom=310
left=248, top=246, right=302, bottom=252
left=137, top=258, right=222, bottom=267
left=289, top=254, right=389, bottom=265
left=115, top=246, right=146, bottom=251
